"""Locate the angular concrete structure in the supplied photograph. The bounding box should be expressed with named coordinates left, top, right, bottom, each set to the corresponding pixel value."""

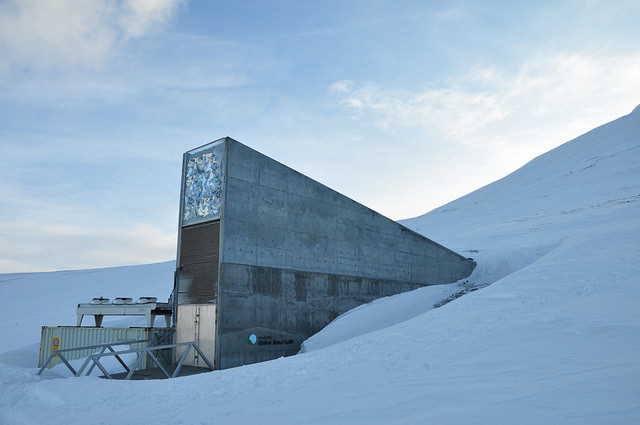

left=173, top=137, right=475, bottom=370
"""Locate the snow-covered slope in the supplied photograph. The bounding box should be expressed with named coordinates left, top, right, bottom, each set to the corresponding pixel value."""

left=304, top=106, right=640, bottom=356
left=0, top=106, right=639, bottom=425
left=403, top=104, right=640, bottom=259
left=0, top=262, right=175, bottom=378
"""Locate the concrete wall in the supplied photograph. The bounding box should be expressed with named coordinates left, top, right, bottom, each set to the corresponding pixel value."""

left=216, top=138, right=475, bottom=369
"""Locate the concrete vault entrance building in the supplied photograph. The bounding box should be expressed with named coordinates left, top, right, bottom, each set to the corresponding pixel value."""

left=172, top=137, right=475, bottom=370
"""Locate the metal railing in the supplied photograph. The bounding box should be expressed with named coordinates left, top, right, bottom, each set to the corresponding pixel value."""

left=37, top=338, right=213, bottom=380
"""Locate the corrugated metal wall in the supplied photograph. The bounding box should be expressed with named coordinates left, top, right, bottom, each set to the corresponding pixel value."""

left=177, top=220, right=220, bottom=304
left=38, top=327, right=163, bottom=370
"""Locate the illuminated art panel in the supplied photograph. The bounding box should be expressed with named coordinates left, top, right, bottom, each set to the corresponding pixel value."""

left=182, top=140, right=224, bottom=225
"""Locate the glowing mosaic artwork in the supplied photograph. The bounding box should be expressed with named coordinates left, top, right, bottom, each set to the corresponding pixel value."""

left=182, top=141, right=223, bottom=225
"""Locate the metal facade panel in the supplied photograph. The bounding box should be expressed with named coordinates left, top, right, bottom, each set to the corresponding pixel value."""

left=175, top=304, right=216, bottom=368
left=177, top=220, right=220, bottom=304
left=38, top=327, right=159, bottom=369
left=175, top=304, right=195, bottom=365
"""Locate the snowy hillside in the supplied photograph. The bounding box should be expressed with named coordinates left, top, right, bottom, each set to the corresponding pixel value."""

left=1, top=106, right=639, bottom=424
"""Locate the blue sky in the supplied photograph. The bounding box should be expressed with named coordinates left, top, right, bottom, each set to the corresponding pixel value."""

left=1, top=0, right=639, bottom=273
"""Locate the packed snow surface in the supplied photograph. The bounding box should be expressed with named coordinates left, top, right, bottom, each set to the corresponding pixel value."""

left=1, top=107, right=639, bottom=424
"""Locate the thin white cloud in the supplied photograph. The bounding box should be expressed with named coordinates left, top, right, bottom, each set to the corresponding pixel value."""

left=326, top=52, right=640, bottom=220
left=0, top=30, right=283, bottom=110
left=0, top=178, right=177, bottom=272
left=0, top=0, right=184, bottom=71
left=118, top=0, right=183, bottom=39
left=0, top=218, right=176, bottom=272
left=331, top=52, right=640, bottom=158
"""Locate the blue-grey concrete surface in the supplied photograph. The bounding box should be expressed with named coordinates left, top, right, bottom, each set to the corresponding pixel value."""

left=215, top=138, right=475, bottom=369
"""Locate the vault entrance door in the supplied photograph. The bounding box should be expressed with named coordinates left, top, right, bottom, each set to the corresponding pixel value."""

left=176, top=304, right=216, bottom=368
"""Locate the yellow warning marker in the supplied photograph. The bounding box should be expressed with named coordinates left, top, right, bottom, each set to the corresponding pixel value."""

left=52, top=337, right=60, bottom=357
